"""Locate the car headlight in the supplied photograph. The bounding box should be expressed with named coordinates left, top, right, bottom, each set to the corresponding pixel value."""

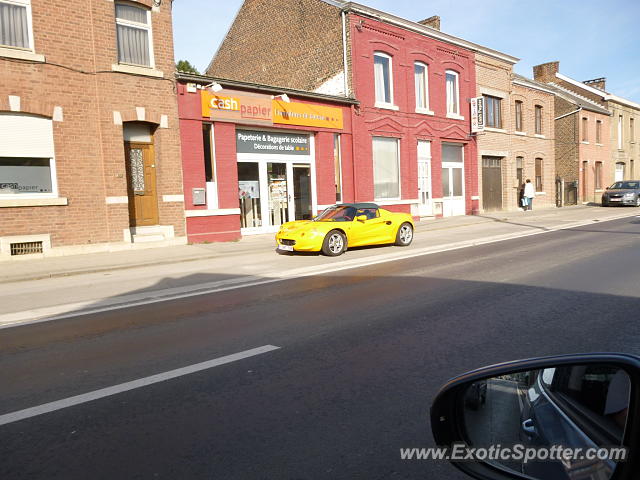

left=624, top=193, right=634, bottom=198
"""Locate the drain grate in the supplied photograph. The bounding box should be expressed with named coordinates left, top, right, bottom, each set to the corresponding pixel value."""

left=10, top=241, right=44, bottom=256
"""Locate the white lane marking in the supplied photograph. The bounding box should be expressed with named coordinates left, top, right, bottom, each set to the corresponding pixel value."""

left=0, top=345, right=280, bottom=427
left=0, top=212, right=636, bottom=329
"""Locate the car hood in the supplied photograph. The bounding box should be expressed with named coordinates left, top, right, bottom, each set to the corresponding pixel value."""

left=278, top=220, right=337, bottom=234
left=605, top=189, right=637, bottom=194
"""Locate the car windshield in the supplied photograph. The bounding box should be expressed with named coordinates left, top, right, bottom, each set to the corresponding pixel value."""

left=314, top=205, right=357, bottom=222
left=609, top=181, right=639, bottom=189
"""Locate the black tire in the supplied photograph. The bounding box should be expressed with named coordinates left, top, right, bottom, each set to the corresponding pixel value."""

left=395, top=222, right=414, bottom=246
left=321, top=230, right=346, bottom=256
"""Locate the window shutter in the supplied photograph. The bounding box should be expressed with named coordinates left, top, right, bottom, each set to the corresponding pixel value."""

left=0, top=114, right=55, bottom=158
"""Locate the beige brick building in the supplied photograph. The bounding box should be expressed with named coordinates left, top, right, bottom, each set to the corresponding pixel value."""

left=475, top=53, right=555, bottom=212
left=0, top=0, right=185, bottom=259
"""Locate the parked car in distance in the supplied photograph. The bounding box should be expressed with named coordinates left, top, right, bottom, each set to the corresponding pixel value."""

left=601, top=181, right=640, bottom=206
left=275, top=203, right=414, bottom=256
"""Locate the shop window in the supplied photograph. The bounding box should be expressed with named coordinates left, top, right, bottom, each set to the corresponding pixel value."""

left=0, top=0, right=32, bottom=49
left=515, top=100, right=523, bottom=132
left=0, top=113, right=57, bottom=197
left=414, top=62, right=429, bottom=111
left=372, top=136, right=400, bottom=200
left=334, top=134, right=342, bottom=202
left=202, top=123, right=215, bottom=182
left=445, top=70, right=460, bottom=116
left=115, top=2, right=153, bottom=67
left=535, top=158, right=543, bottom=192
left=483, top=95, right=502, bottom=128
left=374, top=52, right=393, bottom=106
left=535, top=105, right=543, bottom=135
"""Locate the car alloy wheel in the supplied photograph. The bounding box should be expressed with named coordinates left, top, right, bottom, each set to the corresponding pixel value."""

left=322, top=230, right=346, bottom=256
left=395, top=223, right=413, bottom=246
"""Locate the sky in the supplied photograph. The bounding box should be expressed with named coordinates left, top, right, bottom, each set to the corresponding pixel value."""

left=172, top=0, right=640, bottom=103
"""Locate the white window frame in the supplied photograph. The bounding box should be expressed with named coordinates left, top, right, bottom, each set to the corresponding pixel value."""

left=334, top=133, right=343, bottom=203
left=372, top=136, right=401, bottom=201
left=0, top=114, right=59, bottom=200
left=414, top=61, right=431, bottom=113
left=0, top=0, right=35, bottom=51
left=445, top=70, right=461, bottom=119
left=373, top=52, right=396, bottom=110
left=115, top=2, right=155, bottom=68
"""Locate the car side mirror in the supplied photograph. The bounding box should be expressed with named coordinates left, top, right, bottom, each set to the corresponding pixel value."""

left=356, top=215, right=367, bottom=222
left=430, top=354, right=640, bottom=480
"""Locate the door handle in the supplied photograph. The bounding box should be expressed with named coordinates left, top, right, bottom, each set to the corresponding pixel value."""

left=385, top=221, right=392, bottom=225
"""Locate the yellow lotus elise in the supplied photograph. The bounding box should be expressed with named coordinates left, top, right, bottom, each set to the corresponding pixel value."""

left=275, top=203, right=414, bottom=256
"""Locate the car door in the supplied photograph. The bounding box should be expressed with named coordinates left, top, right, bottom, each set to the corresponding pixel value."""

left=348, top=208, right=390, bottom=247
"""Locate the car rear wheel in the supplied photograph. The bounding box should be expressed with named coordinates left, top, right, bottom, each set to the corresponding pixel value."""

left=395, top=223, right=413, bottom=246
left=322, top=230, right=346, bottom=256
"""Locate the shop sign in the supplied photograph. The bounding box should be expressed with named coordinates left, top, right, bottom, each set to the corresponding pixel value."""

left=236, top=130, right=310, bottom=155
left=201, top=89, right=273, bottom=126
left=273, top=100, right=343, bottom=129
left=470, top=97, right=485, bottom=133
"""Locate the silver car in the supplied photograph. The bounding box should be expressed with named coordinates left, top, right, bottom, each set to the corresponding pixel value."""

left=601, top=180, right=640, bottom=206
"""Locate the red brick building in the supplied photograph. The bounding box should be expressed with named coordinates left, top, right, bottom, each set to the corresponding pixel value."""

left=176, top=74, right=356, bottom=242
left=208, top=0, right=518, bottom=219
left=0, top=0, right=184, bottom=259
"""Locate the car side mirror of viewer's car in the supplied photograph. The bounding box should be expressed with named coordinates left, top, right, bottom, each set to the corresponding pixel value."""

left=430, top=354, right=640, bottom=480
left=356, top=215, right=368, bottom=222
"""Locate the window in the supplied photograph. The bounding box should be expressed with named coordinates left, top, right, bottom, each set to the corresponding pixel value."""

left=630, top=160, right=635, bottom=180
left=596, top=120, right=602, bottom=144
left=115, top=3, right=153, bottom=67
left=334, top=134, right=342, bottom=202
left=483, top=95, right=502, bottom=128
left=516, top=156, right=524, bottom=187
left=582, top=117, right=588, bottom=142
left=631, top=118, right=635, bottom=143
left=0, top=0, right=31, bottom=49
left=373, top=52, right=393, bottom=105
left=595, top=162, right=602, bottom=190
left=618, top=115, right=623, bottom=149
left=0, top=113, right=57, bottom=197
left=535, top=158, right=543, bottom=192
left=515, top=100, right=523, bottom=132
left=414, top=62, right=429, bottom=111
left=615, top=162, right=625, bottom=182
left=372, top=137, right=400, bottom=199
left=535, top=105, right=543, bottom=135
left=202, top=123, right=215, bottom=182
left=445, top=70, right=460, bottom=116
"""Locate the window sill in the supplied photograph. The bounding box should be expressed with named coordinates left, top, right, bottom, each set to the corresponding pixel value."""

left=484, top=127, right=507, bottom=133
left=0, top=197, right=68, bottom=207
left=581, top=141, right=590, bottom=144
left=446, top=113, right=465, bottom=121
left=595, top=189, right=604, bottom=193
left=596, top=143, right=604, bottom=146
left=535, top=192, right=546, bottom=196
left=514, top=131, right=527, bottom=136
left=534, top=134, right=546, bottom=139
left=374, top=102, right=400, bottom=111
left=0, top=46, right=45, bottom=62
left=112, top=64, right=164, bottom=78
left=415, top=108, right=434, bottom=116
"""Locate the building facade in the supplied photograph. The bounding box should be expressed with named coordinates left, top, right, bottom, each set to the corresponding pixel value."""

left=177, top=74, right=355, bottom=242
left=0, top=0, right=184, bottom=259
left=208, top=0, right=520, bottom=219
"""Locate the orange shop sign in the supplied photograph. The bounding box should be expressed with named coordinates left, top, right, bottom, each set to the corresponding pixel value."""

left=272, top=100, right=343, bottom=129
left=201, top=89, right=273, bottom=126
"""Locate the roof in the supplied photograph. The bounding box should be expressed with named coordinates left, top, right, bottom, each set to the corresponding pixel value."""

left=175, top=72, right=360, bottom=106
left=555, top=73, right=640, bottom=110
left=512, top=74, right=556, bottom=95
left=545, top=83, right=611, bottom=115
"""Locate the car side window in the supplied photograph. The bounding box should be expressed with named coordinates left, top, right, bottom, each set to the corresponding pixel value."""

left=357, top=208, right=379, bottom=220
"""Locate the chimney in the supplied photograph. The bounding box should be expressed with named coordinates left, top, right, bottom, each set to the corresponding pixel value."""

left=583, top=77, right=606, bottom=91
left=418, top=15, right=440, bottom=31
left=533, top=61, right=560, bottom=84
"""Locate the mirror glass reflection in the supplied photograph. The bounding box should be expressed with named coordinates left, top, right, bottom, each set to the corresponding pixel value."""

left=464, top=364, right=631, bottom=480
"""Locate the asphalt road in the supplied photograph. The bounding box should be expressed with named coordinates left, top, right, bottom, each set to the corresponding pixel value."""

left=2, top=216, right=640, bottom=480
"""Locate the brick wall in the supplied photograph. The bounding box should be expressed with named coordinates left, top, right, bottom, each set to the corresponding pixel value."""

left=0, top=0, right=184, bottom=250
left=208, top=0, right=346, bottom=93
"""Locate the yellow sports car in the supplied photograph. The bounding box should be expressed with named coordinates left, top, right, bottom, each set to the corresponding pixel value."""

left=275, top=203, right=414, bottom=256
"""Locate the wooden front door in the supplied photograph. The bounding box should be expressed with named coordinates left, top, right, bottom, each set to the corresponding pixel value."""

left=482, top=156, right=503, bottom=212
left=125, top=142, right=159, bottom=227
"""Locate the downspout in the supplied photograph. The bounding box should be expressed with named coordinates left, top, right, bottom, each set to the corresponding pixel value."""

left=341, top=9, right=350, bottom=97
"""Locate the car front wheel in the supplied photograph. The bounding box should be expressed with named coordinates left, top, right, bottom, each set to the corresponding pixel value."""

left=395, top=223, right=414, bottom=246
left=322, top=230, right=346, bottom=256
left=636, top=196, right=640, bottom=207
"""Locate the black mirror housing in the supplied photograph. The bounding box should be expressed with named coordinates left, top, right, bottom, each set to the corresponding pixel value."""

left=430, top=354, right=640, bottom=480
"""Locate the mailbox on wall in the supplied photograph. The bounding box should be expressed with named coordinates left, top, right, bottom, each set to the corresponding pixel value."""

left=192, top=188, right=206, bottom=206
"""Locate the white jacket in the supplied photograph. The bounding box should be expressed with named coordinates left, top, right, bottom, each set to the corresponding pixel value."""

left=524, top=182, right=535, bottom=198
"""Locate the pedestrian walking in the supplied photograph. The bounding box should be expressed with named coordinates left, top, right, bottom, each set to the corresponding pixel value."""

left=523, top=179, right=535, bottom=211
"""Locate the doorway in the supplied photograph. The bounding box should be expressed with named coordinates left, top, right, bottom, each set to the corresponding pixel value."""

left=441, top=143, right=465, bottom=217
left=124, top=142, right=159, bottom=227
left=482, top=156, right=503, bottom=212
left=417, top=140, right=433, bottom=216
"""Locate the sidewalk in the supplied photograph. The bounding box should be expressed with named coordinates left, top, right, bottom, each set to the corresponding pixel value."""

left=0, top=205, right=637, bottom=327
left=0, top=205, right=635, bottom=284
